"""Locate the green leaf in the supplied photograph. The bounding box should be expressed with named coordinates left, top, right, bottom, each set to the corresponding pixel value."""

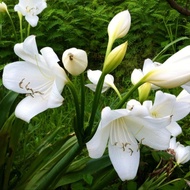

left=55, top=155, right=112, bottom=188
left=0, top=91, right=18, bottom=129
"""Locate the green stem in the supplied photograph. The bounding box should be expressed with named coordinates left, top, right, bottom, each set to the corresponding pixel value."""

left=85, top=72, right=106, bottom=140
left=105, top=38, right=113, bottom=59
left=80, top=73, right=85, bottom=130
left=6, top=11, right=17, bottom=41
left=67, top=81, right=83, bottom=145
left=37, top=142, right=83, bottom=190
left=27, top=23, right=30, bottom=37
left=111, top=84, right=122, bottom=100
left=115, top=80, right=144, bottom=109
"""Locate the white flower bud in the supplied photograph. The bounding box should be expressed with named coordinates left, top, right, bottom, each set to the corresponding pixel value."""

left=0, top=2, right=8, bottom=13
left=108, top=10, right=131, bottom=42
left=62, top=48, right=88, bottom=76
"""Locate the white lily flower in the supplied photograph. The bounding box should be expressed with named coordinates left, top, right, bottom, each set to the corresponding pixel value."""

left=86, top=106, right=171, bottom=181
left=168, top=137, right=190, bottom=164
left=62, top=48, right=88, bottom=76
left=108, top=10, right=131, bottom=43
left=85, top=70, right=115, bottom=93
left=131, top=59, right=160, bottom=89
left=131, top=59, right=160, bottom=101
left=142, top=91, right=190, bottom=136
left=14, top=0, right=47, bottom=27
left=140, top=46, right=190, bottom=88
left=2, top=35, right=68, bottom=123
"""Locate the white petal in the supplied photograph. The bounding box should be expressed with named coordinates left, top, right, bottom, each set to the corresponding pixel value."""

left=176, top=144, right=190, bottom=164
left=85, top=84, right=97, bottom=92
left=15, top=95, right=48, bottom=122
left=177, top=89, right=190, bottom=103
left=86, top=122, right=110, bottom=158
left=100, top=107, right=129, bottom=128
left=128, top=116, right=171, bottom=150
left=25, top=15, right=39, bottom=27
left=166, top=122, right=182, bottom=137
left=14, top=35, right=40, bottom=64
left=47, top=81, right=64, bottom=108
left=108, top=140, right=140, bottom=181
left=164, top=46, right=190, bottom=65
left=2, top=61, right=50, bottom=94
left=131, top=69, right=143, bottom=85
left=87, top=70, right=101, bottom=85
left=169, top=137, right=177, bottom=150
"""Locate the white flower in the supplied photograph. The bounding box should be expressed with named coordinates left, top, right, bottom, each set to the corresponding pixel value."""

left=143, top=91, right=190, bottom=136
left=85, top=70, right=115, bottom=93
left=140, top=46, right=190, bottom=88
left=108, top=10, right=131, bottom=42
left=86, top=106, right=171, bottom=181
left=14, top=0, right=47, bottom=27
left=2, top=35, right=68, bottom=123
left=131, top=58, right=160, bottom=89
left=168, top=137, right=190, bottom=164
left=62, top=48, right=88, bottom=76
left=0, top=2, right=7, bottom=13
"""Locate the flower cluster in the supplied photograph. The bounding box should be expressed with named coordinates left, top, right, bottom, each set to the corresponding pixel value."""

left=2, top=1, right=190, bottom=183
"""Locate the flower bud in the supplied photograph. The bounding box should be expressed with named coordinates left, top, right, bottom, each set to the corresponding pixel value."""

left=62, top=48, right=88, bottom=76
left=0, top=2, right=8, bottom=13
left=103, top=41, right=127, bottom=74
left=108, top=10, right=131, bottom=43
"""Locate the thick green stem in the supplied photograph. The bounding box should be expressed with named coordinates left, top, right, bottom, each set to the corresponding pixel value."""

left=27, top=23, right=30, bottom=37
left=85, top=73, right=106, bottom=140
left=80, top=73, right=85, bottom=130
left=67, top=81, right=83, bottom=145
left=115, top=80, right=144, bottom=109
left=105, top=38, right=113, bottom=59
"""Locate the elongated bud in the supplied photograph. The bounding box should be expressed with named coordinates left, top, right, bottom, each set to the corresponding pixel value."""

left=141, top=46, right=190, bottom=88
left=108, top=10, right=131, bottom=43
left=103, top=41, right=128, bottom=74
left=62, top=48, right=88, bottom=76
left=0, top=2, right=8, bottom=13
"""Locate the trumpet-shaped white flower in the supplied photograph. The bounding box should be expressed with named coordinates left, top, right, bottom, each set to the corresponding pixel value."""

left=2, top=35, right=68, bottom=123
left=144, top=91, right=190, bottom=136
left=86, top=106, right=172, bottom=181
left=14, top=0, right=47, bottom=27
left=127, top=91, right=190, bottom=137
left=62, top=48, right=88, bottom=76
left=108, top=10, right=131, bottom=42
left=168, top=137, right=190, bottom=164
left=139, top=46, right=190, bottom=88
left=85, top=70, right=115, bottom=93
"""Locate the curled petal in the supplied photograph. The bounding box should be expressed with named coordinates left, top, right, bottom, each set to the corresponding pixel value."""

left=86, top=123, right=110, bottom=158
left=15, top=96, right=48, bottom=123
left=166, top=122, right=182, bottom=137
